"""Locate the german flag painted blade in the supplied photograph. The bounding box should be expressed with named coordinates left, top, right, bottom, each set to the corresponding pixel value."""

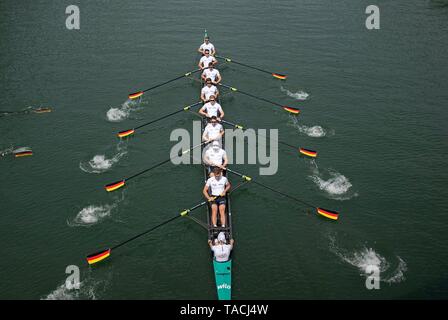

left=283, top=106, right=300, bottom=114
left=299, top=148, right=317, bottom=158
left=317, top=208, right=339, bottom=220
left=105, top=180, right=125, bottom=192
left=128, top=91, right=144, bottom=100
left=272, top=73, right=287, bottom=80
left=117, top=129, right=135, bottom=138
left=14, top=151, right=33, bottom=157
left=34, top=107, right=52, bottom=113
left=86, top=248, right=111, bottom=265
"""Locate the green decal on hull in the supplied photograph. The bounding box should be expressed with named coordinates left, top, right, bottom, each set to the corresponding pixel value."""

left=213, top=259, right=232, bottom=300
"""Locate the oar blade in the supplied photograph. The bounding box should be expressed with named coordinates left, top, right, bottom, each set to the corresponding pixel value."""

left=128, top=91, right=144, bottom=100
left=34, top=107, right=52, bottom=113
left=14, top=151, right=33, bottom=157
left=105, top=180, right=126, bottom=192
left=117, top=129, right=135, bottom=138
left=86, top=248, right=111, bottom=265
left=317, top=208, right=339, bottom=220
left=283, top=106, right=300, bottom=115
left=272, top=73, right=287, bottom=80
left=299, top=148, right=318, bottom=158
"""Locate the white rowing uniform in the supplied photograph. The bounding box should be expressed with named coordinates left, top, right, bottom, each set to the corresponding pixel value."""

left=211, top=243, right=233, bottom=262
left=201, top=101, right=223, bottom=118
left=199, top=42, right=215, bottom=54
left=204, top=147, right=226, bottom=166
left=203, top=122, right=223, bottom=141
left=206, top=175, right=229, bottom=196
left=202, top=68, right=221, bottom=82
left=201, top=85, right=218, bottom=100
left=199, top=55, right=217, bottom=68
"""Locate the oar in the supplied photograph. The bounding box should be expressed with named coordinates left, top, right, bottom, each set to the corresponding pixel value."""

left=216, top=55, right=287, bottom=80
left=128, top=68, right=203, bottom=100
left=117, top=101, right=203, bottom=138
left=218, top=83, right=300, bottom=115
left=86, top=199, right=212, bottom=265
left=104, top=141, right=209, bottom=192
left=220, top=119, right=317, bottom=158
left=225, top=168, right=339, bottom=220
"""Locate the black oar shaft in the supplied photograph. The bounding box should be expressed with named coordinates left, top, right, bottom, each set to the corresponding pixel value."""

left=221, top=119, right=297, bottom=151
left=142, top=69, right=201, bottom=93
left=133, top=101, right=201, bottom=131
left=220, top=84, right=282, bottom=107
left=216, top=55, right=271, bottom=75
left=125, top=141, right=207, bottom=182
left=126, top=158, right=172, bottom=181
left=111, top=200, right=207, bottom=250
left=226, top=168, right=315, bottom=208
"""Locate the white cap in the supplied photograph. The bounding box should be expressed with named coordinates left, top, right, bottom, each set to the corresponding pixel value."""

left=212, top=141, right=220, bottom=147
left=217, top=232, right=226, bottom=242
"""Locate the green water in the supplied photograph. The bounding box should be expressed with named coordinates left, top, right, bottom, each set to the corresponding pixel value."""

left=1, top=0, right=447, bottom=299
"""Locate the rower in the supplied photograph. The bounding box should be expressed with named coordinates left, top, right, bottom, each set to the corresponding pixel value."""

left=201, top=63, right=222, bottom=84
left=203, top=140, right=228, bottom=177
left=201, top=78, right=219, bottom=102
left=199, top=95, right=224, bottom=120
left=208, top=232, right=234, bottom=262
left=198, top=36, right=216, bottom=56
left=202, top=116, right=224, bottom=145
left=203, top=167, right=231, bottom=228
left=198, top=49, right=217, bottom=70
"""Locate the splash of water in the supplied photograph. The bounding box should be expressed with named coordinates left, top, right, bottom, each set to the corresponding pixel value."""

left=106, top=99, right=142, bottom=122
left=70, top=204, right=115, bottom=226
left=80, top=141, right=127, bottom=174
left=310, top=170, right=356, bottom=200
left=43, top=276, right=108, bottom=300
left=280, top=86, right=309, bottom=100
left=329, top=235, right=407, bottom=284
left=289, top=116, right=328, bottom=138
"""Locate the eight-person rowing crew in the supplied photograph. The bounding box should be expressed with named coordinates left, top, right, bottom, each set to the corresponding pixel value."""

left=198, top=36, right=234, bottom=263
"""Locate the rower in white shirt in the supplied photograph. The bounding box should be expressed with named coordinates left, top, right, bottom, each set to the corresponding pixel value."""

left=198, top=36, right=216, bottom=56
left=201, top=78, right=219, bottom=102
left=203, top=167, right=231, bottom=228
left=208, top=232, right=234, bottom=262
left=199, top=95, right=224, bottom=120
left=202, top=116, right=224, bottom=144
left=201, top=64, right=221, bottom=84
left=203, top=140, right=228, bottom=177
left=198, top=49, right=217, bottom=70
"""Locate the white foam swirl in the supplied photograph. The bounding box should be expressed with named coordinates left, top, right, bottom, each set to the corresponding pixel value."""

left=280, top=86, right=309, bottom=100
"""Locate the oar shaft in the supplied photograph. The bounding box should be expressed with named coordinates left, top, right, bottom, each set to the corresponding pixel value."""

left=216, top=55, right=270, bottom=75
left=220, top=84, right=283, bottom=107
left=220, top=119, right=297, bottom=151
left=134, top=106, right=194, bottom=130
left=112, top=200, right=207, bottom=251
left=112, top=215, right=180, bottom=250
left=226, top=168, right=315, bottom=208
left=140, top=69, right=201, bottom=94
left=125, top=141, right=207, bottom=182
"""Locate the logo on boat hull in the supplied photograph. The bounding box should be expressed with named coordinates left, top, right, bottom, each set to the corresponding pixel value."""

left=217, top=283, right=231, bottom=290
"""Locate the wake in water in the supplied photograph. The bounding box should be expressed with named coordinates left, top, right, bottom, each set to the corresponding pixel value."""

left=309, top=168, right=357, bottom=200
left=43, top=274, right=109, bottom=300
left=79, top=140, right=128, bottom=174
left=329, top=235, right=407, bottom=284
left=68, top=192, right=125, bottom=227
left=280, top=86, right=309, bottom=100
left=289, top=116, right=331, bottom=138
left=0, top=106, right=52, bottom=117
left=106, top=98, right=146, bottom=122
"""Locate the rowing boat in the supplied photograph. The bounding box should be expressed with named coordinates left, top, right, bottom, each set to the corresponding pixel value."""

left=200, top=65, right=233, bottom=300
